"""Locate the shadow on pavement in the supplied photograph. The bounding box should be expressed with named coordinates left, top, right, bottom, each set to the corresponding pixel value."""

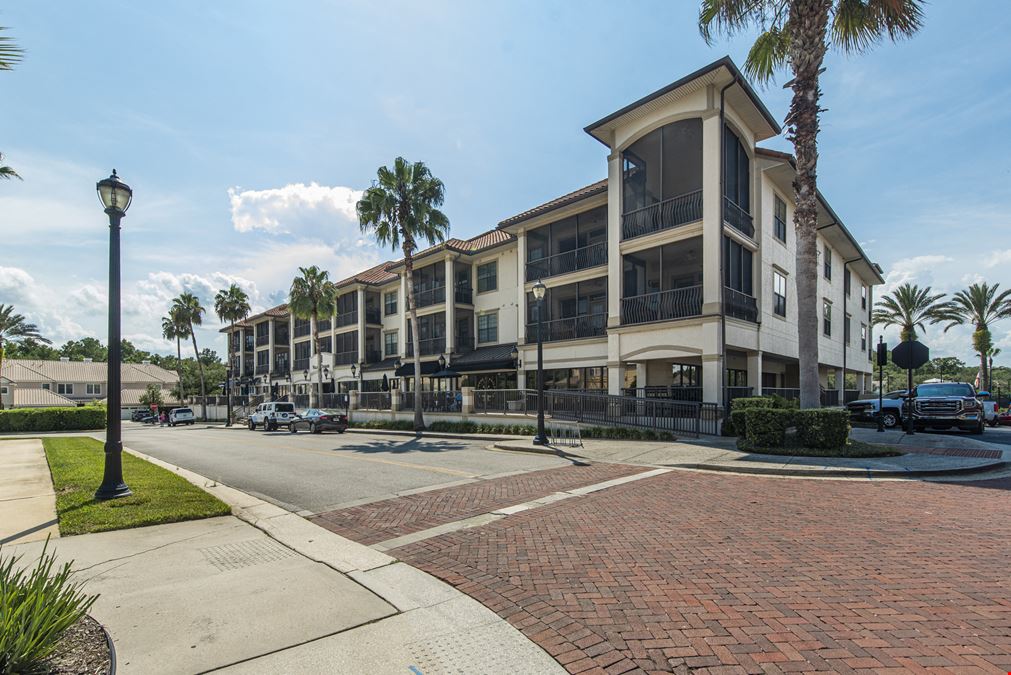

left=347, top=437, right=469, bottom=455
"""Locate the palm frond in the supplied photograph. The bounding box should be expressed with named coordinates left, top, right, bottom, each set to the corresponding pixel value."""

left=745, top=27, right=791, bottom=84
left=832, top=0, right=925, bottom=53
left=0, top=28, right=23, bottom=71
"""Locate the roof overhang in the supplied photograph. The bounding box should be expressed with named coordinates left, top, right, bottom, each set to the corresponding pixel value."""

left=584, top=56, right=781, bottom=148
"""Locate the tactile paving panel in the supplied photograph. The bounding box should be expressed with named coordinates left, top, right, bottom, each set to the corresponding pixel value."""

left=199, top=538, right=295, bottom=571
left=407, top=623, right=546, bottom=673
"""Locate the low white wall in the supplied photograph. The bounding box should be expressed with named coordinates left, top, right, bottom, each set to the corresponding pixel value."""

left=351, top=409, right=536, bottom=429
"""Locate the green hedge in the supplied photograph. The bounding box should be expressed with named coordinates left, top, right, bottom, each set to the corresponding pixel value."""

left=724, top=396, right=798, bottom=436
left=0, top=407, right=106, bottom=433
left=743, top=408, right=795, bottom=448
left=794, top=409, right=850, bottom=449
left=349, top=418, right=676, bottom=441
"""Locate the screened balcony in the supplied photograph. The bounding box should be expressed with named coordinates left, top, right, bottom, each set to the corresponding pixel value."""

left=621, top=119, right=703, bottom=241
left=406, top=313, right=446, bottom=356
left=335, top=293, right=357, bottom=328
left=526, top=277, right=607, bottom=343
left=621, top=237, right=703, bottom=325
left=526, top=206, right=607, bottom=281
left=723, top=124, right=754, bottom=237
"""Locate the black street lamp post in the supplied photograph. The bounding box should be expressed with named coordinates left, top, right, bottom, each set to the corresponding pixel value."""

left=532, top=280, right=548, bottom=445
left=95, top=170, right=133, bottom=500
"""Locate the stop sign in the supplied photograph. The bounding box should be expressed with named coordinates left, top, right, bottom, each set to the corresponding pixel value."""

left=892, top=340, right=929, bottom=370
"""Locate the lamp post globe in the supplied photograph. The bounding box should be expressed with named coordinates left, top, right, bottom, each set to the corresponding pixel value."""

left=531, top=280, right=548, bottom=445
left=94, top=170, right=133, bottom=500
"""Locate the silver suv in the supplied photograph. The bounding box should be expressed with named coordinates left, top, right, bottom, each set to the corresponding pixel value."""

left=248, top=402, right=297, bottom=431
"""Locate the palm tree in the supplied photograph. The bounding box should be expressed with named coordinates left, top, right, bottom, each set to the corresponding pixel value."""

left=214, top=284, right=251, bottom=423
left=0, top=152, right=20, bottom=181
left=161, top=308, right=189, bottom=404
left=357, top=157, right=450, bottom=430
left=288, top=266, right=338, bottom=409
left=934, top=283, right=1011, bottom=392
left=0, top=304, right=50, bottom=409
left=871, top=283, right=947, bottom=343
left=172, top=292, right=208, bottom=420
left=1, top=28, right=23, bottom=182
left=699, top=0, right=925, bottom=408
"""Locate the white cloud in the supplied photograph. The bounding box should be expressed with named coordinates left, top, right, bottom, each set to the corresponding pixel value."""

left=880, top=255, right=953, bottom=295
left=228, top=182, right=363, bottom=235
left=984, top=249, right=1011, bottom=269
left=0, top=266, right=36, bottom=304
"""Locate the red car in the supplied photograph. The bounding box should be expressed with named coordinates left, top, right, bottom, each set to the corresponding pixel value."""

left=998, top=409, right=1011, bottom=426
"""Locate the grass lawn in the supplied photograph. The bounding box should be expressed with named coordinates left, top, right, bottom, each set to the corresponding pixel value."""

left=43, top=436, right=231, bottom=535
left=739, top=440, right=902, bottom=458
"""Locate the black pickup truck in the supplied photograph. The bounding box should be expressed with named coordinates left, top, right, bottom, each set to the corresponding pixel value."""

left=904, top=382, right=985, bottom=434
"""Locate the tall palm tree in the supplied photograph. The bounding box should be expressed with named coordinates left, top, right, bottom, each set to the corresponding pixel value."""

left=699, top=0, right=925, bottom=408
left=871, top=283, right=947, bottom=343
left=0, top=304, right=50, bottom=409
left=161, top=308, right=189, bottom=404
left=172, top=292, right=208, bottom=420
left=357, top=157, right=450, bottom=430
left=0, top=152, right=20, bottom=181
left=289, top=266, right=337, bottom=409
left=214, top=284, right=251, bottom=423
left=934, top=283, right=1011, bottom=392
left=1, top=28, right=23, bottom=182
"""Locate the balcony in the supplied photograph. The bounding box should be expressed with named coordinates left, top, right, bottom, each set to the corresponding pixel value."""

left=317, top=318, right=331, bottom=332
left=724, top=287, right=758, bottom=323
left=526, top=242, right=607, bottom=281
left=526, top=313, right=606, bottom=343
left=365, top=307, right=381, bottom=324
left=454, top=285, right=473, bottom=304
left=406, top=336, right=446, bottom=357
left=242, top=363, right=254, bottom=377
left=244, top=337, right=255, bottom=352
left=255, top=334, right=269, bottom=347
left=455, top=334, right=474, bottom=354
left=294, top=322, right=311, bottom=338
left=414, top=285, right=446, bottom=308
left=230, top=337, right=241, bottom=352
left=272, top=358, right=289, bottom=377
left=293, top=357, right=310, bottom=372
left=621, top=286, right=702, bottom=325
left=336, top=312, right=357, bottom=328
left=334, top=350, right=357, bottom=365
left=621, top=190, right=702, bottom=241
left=255, top=363, right=269, bottom=376
left=275, top=329, right=289, bottom=345
left=723, top=197, right=755, bottom=237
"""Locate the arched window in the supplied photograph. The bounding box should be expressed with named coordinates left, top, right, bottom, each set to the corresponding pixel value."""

left=622, top=119, right=702, bottom=214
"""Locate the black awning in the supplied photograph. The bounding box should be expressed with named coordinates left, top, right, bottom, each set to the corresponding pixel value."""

left=431, top=368, right=461, bottom=379
left=395, top=360, right=442, bottom=377
left=362, top=357, right=398, bottom=373
left=451, top=343, right=518, bottom=373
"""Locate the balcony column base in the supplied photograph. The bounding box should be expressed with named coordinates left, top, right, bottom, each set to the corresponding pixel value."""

left=461, top=386, right=474, bottom=414
left=349, top=390, right=360, bottom=411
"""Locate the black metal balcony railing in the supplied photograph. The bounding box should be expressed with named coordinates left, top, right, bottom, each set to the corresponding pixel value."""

left=723, top=196, right=755, bottom=237
left=621, top=190, right=703, bottom=240
left=272, top=359, right=289, bottom=376
left=275, top=329, right=289, bottom=344
left=526, top=241, right=607, bottom=281
left=365, top=307, right=381, bottom=324
left=621, top=286, right=703, bottom=325
left=294, top=322, right=311, bottom=338
left=455, top=334, right=474, bottom=353
left=336, top=312, right=357, bottom=328
left=526, top=313, right=606, bottom=343
left=244, top=338, right=255, bottom=351
left=293, top=357, right=310, bottom=372
left=724, top=287, right=759, bottom=323
left=242, top=364, right=254, bottom=377
left=406, top=336, right=446, bottom=357
left=414, top=285, right=446, bottom=308
left=455, top=285, right=473, bottom=304
left=256, top=333, right=269, bottom=347
left=317, top=319, right=331, bottom=332
left=255, top=363, right=269, bottom=375
left=334, top=350, right=357, bottom=365
left=623, top=386, right=703, bottom=402
left=364, top=349, right=382, bottom=364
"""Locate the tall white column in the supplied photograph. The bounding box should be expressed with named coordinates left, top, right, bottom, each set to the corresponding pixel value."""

left=445, top=257, right=455, bottom=354
left=747, top=351, right=763, bottom=396
left=357, top=288, right=366, bottom=365
left=517, top=231, right=527, bottom=344
left=399, top=274, right=408, bottom=355
left=701, top=112, right=723, bottom=312
left=606, top=151, right=622, bottom=327
left=702, top=354, right=721, bottom=405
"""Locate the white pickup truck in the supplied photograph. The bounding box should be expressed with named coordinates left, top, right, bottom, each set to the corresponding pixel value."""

left=977, top=391, right=999, bottom=427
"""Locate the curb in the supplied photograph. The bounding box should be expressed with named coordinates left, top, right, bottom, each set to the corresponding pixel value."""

left=682, top=459, right=1009, bottom=479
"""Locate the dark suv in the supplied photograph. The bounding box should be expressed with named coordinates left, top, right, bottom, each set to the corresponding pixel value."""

left=905, top=382, right=984, bottom=434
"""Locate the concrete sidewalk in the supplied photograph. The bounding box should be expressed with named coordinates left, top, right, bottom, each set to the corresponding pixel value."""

left=8, top=445, right=563, bottom=674
left=0, top=438, right=59, bottom=544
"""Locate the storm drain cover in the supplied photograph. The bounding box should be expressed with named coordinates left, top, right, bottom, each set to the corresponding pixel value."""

left=199, top=538, right=295, bottom=571
left=407, top=623, right=539, bottom=673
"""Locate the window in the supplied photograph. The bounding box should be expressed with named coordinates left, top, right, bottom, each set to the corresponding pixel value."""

left=672, top=363, right=700, bottom=387
left=42, top=383, right=51, bottom=390
left=773, top=271, right=787, bottom=317
left=844, top=314, right=852, bottom=345
left=477, top=312, right=498, bottom=344
left=844, top=269, right=852, bottom=296
left=477, top=261, right=497, bottom=293
left=384, top=331, right=398, bottom=357
left=723, top=125, right=750, bottom=212
left=723, top=238, right=753, bottom=294
left=726, top=369, right=748, bottom=387
left=57, top=383, right=74, bottom=395
left=823, top=244, right=832, bottom=280
left=861, top=285, right=867, bottom=310
left=318, top=336, right=332, bottom=354
left=861, top=324, right=867, bottom=351
left=384, top=291, right=397, bottom=316
left=773, top=195, right=787, bottom=243
left=86, top=383, right=101, bottom=395
left=1, top=386, right=7, bottom=395
left=622, top=119, right=703, bottom=215
left=823, top=301, right=832, bottom=337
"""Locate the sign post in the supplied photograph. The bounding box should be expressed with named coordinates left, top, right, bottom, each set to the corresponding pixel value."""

left=891, top=338, right=930, bottom=436
left=876, top=337, right=888, bottom=432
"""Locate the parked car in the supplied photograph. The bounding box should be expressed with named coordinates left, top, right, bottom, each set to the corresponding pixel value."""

left=997, top=408, right=1011, bottom=426
left=131, top=409, right=154, bottom=422
left=168, top=407, right=196, bottom=426
left=903, top=382, right=984, bottom=434
left=288, top=408, right=348, bottom=434
left=975, top=391, right=999, bottom=427
left=846, top=390, right=907, bottom=429
left=249, top=401, right=297, bottom=431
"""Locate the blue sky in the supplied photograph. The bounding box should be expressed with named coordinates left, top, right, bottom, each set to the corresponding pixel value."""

left=2, top=1, right=1009, bottom=365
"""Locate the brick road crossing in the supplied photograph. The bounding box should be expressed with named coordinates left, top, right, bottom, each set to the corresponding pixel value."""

left=309, top=462, right=645, bottom=545
left=396, top=471, right=1011, bottom=674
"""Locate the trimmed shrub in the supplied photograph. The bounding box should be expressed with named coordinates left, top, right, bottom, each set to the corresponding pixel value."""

left=729, top=410, right=748, bottom=439
left=348, top=418, right=676, bottom=441
left=742, top=408, right=795, bottom=449
left=0, top=406, right=106, bottom=433
left=731, top=396, right=775, bottom=411
left=794, top=408, right=850, bottom=449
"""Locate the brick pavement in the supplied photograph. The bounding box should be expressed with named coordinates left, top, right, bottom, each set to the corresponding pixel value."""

left=309, top=462, right=644, bottom=545
left=396, top=471, right=1011, bottom=674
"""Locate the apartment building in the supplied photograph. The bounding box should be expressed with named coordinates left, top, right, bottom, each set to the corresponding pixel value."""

left=0, top=358, right=179, bottom=410
left=223, top=57, right=881, bottom=407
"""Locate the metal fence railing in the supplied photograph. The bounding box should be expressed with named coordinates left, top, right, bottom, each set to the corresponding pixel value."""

left=621, top=286, right=703, bottom=325
left=359, top=392, right=392, bottom=410
left=402, top=391, right=461, bottom=413
left=321, top=393, right=349, bottom=410
left=621, top=189, right=703, bottom=240
left=474, top=389, right=529, bottom=414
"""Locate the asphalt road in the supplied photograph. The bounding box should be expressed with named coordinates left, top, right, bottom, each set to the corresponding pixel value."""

left=118, top=423, right=569, bottom=514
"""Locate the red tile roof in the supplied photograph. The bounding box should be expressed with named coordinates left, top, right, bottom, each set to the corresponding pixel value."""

left=335, top=261, right=398, bottom=289
left=386, top=228, right=516, bottom=271
left=224, top=303, right=289, bottom=331
left=498, top=179, right=607, bottom=228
